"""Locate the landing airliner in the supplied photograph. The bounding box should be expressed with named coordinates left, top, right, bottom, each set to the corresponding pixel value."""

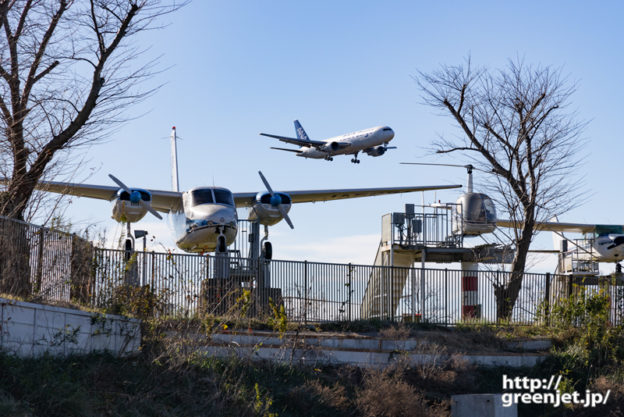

left=261, top=120, right=396, bottom=163
left=9, top=128, right=460, bottom=254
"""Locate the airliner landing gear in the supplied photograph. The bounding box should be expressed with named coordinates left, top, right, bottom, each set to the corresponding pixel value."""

left=350, top=152, right=360, bottom=164
left=617, top=263, right=622, bottom=274
left=325, top=156, right=333, bottom=161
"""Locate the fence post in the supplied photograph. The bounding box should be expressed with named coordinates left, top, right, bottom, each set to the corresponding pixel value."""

left=348, top=263, right=352, bottom=322
left=34, top=229, right=44, bottom=295
left=444, top=268, right=448, bottom=327
left=544, top=272, right=551, bottom=325
left=304, top=260, right=308, bottom=325
left=150, top=251, right=155, bottom=297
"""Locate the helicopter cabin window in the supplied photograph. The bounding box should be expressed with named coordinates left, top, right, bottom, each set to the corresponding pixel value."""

left=465, top=194, right=496, bottom=223
left=191, top=189, right=214, bottom=205
left=214, top=189, right=234, bottom=206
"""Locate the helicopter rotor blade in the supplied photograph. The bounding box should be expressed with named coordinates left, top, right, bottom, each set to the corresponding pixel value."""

left=400, top=162, right=490, bottom=172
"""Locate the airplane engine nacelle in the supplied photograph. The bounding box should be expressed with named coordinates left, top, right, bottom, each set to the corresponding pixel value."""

left=323, top=141, right=340, bottom=152
left=111, top=188, right=152, bottom=223
left=248, top=192, right=292, bottom=226
left=364, top=146, right=386, bottom=157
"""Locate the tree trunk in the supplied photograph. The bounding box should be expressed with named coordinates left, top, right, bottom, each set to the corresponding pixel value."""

left=494, top=214, right=535, bottom=322
left=0, top=217, right=32, bottom=297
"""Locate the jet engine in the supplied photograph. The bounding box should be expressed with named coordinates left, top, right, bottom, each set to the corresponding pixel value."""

left=322, top=141, right=341, bottom=152
left=248, top=191, right=293, bottom=226
left=112, top=188, right=153, bottom=223
left=364, top=145, right=387, bottom=157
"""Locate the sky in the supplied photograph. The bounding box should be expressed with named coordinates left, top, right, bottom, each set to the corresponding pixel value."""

left=46, top=1, right=624, bottom=273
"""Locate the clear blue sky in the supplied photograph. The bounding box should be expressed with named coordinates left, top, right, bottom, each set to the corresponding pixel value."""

left=53, top=1, right=624, bottom=270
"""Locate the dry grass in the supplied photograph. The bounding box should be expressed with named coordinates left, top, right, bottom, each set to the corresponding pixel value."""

left=355, top=363, right=446, bottom=417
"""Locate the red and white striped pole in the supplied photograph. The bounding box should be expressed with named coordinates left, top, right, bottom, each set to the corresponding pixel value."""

left=461, top=262, right=480, bottom=319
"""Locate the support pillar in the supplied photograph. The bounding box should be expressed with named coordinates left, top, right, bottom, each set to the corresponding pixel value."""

left=461, top=261, right=480, bottom=319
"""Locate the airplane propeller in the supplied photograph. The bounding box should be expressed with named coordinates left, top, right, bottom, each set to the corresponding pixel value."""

left=108, top=174, right=163, bottom=220
left=258, top=171, right=294, bottom=229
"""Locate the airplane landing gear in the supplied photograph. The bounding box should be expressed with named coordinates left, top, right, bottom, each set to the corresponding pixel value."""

left=617, top=263, right=622, bottom=274
left=217, top=234, right=227, bottom=253
left=350, top=153, right=360, bottom=164
left=124, top=222, right=134, bottom=261
left=260, top=224, right=273, bottom=260
left=325, top=156, right=333, bottom=161
left=263, top=241, right=272, bottom=260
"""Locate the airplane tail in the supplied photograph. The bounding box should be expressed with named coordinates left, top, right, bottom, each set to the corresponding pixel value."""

left=294, top=120, right=310, bottom=141
left=170, top=126, right=180, bottom=192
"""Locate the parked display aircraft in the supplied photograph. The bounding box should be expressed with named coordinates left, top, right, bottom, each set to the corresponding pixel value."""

left=261, top=120, right=396, bottom=163
left=401, top=161, right=624, bottom=263
left=20, top=173, right=460, bottom=254
left=496, top=219, right=624, bottom=264
left=5, top=128, right=460, bottom=254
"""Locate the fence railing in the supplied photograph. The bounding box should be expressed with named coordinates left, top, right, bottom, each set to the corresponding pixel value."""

left=1, top=216, right=623, bottom=325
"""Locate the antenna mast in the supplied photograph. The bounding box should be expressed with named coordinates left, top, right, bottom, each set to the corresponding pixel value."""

left=170, top=126, right=180, bottom=192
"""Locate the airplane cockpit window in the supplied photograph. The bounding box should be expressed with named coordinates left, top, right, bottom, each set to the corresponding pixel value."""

left=214, top=189, right=234, bottom=206
left=383, top=127, right=393, bottom=131
left=191, top=189, right=214, bottom=205
left=596, top=225, right=624, bottom=236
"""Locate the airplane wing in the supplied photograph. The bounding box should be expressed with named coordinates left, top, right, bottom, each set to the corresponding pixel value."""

left=496, top=219, right=596, bottom=234
left=233, top=184, right=462, bottom=207
left=10, top=180, right=183, bottom=213
left=260, top=133, right=327, bottom=148
left=270, top=147, right=302, bottom=153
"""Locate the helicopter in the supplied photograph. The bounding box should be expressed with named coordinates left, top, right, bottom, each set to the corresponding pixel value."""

left=400, top=162, right=497, bottom=237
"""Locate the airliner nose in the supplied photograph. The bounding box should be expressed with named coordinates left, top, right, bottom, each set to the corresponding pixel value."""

left=382, top=126, right=394, bottom=140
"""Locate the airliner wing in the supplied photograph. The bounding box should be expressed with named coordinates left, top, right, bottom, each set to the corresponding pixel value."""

left=233, top=184, right=462, bottom=207
left=8, top=180, right=183, bottom=213
left=270, top=147, right=302, bottom=153
left=496, top=219, right=596, bottom=234
left=260, top=133, right=326, bottom=148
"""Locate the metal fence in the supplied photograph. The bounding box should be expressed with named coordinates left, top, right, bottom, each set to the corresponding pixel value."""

left=2, top=216, right=623, bottom=325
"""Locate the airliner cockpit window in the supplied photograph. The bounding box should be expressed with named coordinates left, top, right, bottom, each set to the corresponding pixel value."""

left=383, top=127, right=393, bottom=131
left=191, top=189, right=214, bottom=205
left=214, top=189, right=234, bottom=206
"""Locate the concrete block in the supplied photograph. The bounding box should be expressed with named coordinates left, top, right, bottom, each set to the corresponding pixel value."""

left=3, top=304, right=35, bottom=325
left=451, top=394, right=516, bottom=417
left=35, top=309, right=66, bottom=330
left=3, top=321, right=34, bottom=345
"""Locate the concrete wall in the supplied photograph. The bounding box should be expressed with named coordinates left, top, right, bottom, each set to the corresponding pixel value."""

left=0, top=297, right=140, bottom=357
left=203, top=331, right=548, bottom=369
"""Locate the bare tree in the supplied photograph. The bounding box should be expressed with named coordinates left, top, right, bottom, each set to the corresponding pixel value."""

left=0, top=0, right=184, bottom=220
left=417, top=58, right=584, bottom=321
left=0, top=0, right=184, bottom=297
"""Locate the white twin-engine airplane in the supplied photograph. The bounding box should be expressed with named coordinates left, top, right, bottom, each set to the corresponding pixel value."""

left=19, top=128, right=460, bottom=254
left=260, top=120, right=396, bottom=163
left=497, top=219, right=624, bottom=264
